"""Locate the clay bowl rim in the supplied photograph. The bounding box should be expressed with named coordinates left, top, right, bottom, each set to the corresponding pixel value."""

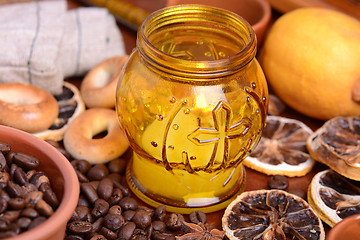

left=327, top=214, right=360, bottom=240
left=165, top=0, right=272, bottom=44
left=250, top=0, right=272, bottom=35
left=0, top=125, right=79, bottom=240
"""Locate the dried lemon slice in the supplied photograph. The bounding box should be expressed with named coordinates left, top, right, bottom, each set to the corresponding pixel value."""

left=306, top=116, right=360, bottom=181
left=308, top=169, right=360, bottom=227
left=222, top=189, right=325, bottom=240
left=244, top=116, right=315, bottom=177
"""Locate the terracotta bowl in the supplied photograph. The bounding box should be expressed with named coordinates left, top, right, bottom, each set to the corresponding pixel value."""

left=166, top=0, right=272, bottom=47
left=0, top=125, right=79, bottom=240
left=327, top=214, right=360, bottom=240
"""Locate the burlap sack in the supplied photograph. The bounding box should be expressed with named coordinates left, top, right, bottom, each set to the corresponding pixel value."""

left=0, top=0, right=125, bottom=94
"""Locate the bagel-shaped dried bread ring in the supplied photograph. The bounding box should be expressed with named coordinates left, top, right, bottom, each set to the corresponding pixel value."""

left=80, top=55, right=129, bottom=108
left=0, top=83, right=59, bottom=133
left=63, top=108, right=129, bottom=164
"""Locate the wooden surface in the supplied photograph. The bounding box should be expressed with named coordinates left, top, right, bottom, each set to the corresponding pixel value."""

left=67, top=0, right=332, bottom=235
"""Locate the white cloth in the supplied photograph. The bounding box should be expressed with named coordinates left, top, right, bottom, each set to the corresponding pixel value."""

left=0, top=0, right=125, bottom=94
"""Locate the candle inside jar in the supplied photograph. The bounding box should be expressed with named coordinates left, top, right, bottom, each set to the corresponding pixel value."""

left=131, top=88, right=262, bottom=206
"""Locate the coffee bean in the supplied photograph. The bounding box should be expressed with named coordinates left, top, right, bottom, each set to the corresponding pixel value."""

left=118, top=221, right=136, bottom=240
left=71, top=206, right=91, bottom=222
left=268, top=175, right=289, bottom=190
left=99, top=226, right=117, bottom=240
left=12, top=153, right=39, bottom=170
left=103, top=213, right=125, bottom=231
left=28, top=216, right=47, bottom=230
left=0, top=198, right=7, bottom=214
left=91, top=199, right=109, bottom=218
left=80, top=182, right=99, bottom=204
left=89, top=234, right=107, bottom=240
left=91, top=217, right=104, bottom=233
left=25, top=191, right=43, bottom=208
left=8, top=198, right=26, bottom=210
left=16, top=217, right=31, bottom=229
left=108, top=205, right=122, bottom=215
left=76, top=170, right=89, bottom=183
left=13, top=167, right=27, bottom=186
left=0, top=142, right=11, bottom=154
left=0, top=217, right=9, bottom=231
left=107, top=188, right=123, bottom=206
left=23, top=183, right=37, bottom=193
left=154, top=205, right=166, bottom=221
left=0, top=230, right=16, bottom=238
left=97, top=178, right=113, bottom=200
left=29, top=172, right=50, bottom=189
left=5, top=151, right=15, bottom=166
left=87, top=164, right=109, bottom=181
left=56, top=146, right=73, bottom=160
left=2, top=210, right=20, bottom=222
left=131, top=228, right=150, bottom=240
left=152, top=220, right=166, bottom=233
left=106, top=173, right=121, bottom=184
left=65, top=235, right=85, bottom=240
left=67, top=220, right=93, bottom=235
left=164, top=213, right=184, bottom=231
left=20, top=208, right=39, bottom=219
left=8, top=222, right=21, bottom=234
left=7, top=181, right=25, bottom=198
left=35, top=199, right=54, bottom=217
left=107, top=158, right=126, bottom=174
left=0, top=152, right=7, bottom=171
left=39, top=182, right=59, bottom=208
left=119, top=197, right=138, bottom=211
left=132, top=209, right=152, bottom=229
left=189, top=211, right=207, bottom=224
left=77, top=160, right=92, bottom=174
left=0, top=172, right=10, bottom=186
left=122, top=210, right=135, bottom=221
left=25, top=170, right=36, bottom=183
left=77, top=195, right=90, bottom=207
left=138, top=205, right=154, bottom=218
left=152, top=232, right=176, bottom=240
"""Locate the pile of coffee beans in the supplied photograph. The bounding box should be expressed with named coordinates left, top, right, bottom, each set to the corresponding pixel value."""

left=0, top=141, right=59, bottom=238
left=44, top=140, right=220, bottom=240
left=65, top=158, right=208, bottom=240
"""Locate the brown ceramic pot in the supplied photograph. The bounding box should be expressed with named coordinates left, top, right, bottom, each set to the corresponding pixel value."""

left=0, top=125, right=79, bottom=240
left=327, top=214, right=360, bottom=240
left=166, top=0, right=272, bottom=46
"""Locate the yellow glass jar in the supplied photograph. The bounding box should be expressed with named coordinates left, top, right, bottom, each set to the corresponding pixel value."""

left=116, top=4, right=268, bottom=213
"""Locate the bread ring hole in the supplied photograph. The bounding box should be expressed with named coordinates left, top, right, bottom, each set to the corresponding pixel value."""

left=90, top=122, right=114, bottom=139
left=92, top=130, right=109, bottom=139
left=0, top=89, right=43, bottom=105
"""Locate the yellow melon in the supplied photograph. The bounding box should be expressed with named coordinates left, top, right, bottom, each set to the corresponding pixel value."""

left=261, top=8, right=360, bottom=120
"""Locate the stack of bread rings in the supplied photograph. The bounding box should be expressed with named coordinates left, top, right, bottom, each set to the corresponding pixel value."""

left=63, top=55, right=130, bottom=164
left=0, top=55, right=130, bottom=165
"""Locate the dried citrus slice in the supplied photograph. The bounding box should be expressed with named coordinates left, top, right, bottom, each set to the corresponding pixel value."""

left=243, top=116, right=315, bottom=177
left=306, top=116, right=360, bottom=181
left=222, top=189, right=325, bottom=240
left=308, top=169, right=360, bottom=227
left=33, top=82, right=85, bottom=141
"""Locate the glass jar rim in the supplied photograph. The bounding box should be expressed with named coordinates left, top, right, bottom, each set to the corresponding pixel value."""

left=137, top=4, right=257, bottom=79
